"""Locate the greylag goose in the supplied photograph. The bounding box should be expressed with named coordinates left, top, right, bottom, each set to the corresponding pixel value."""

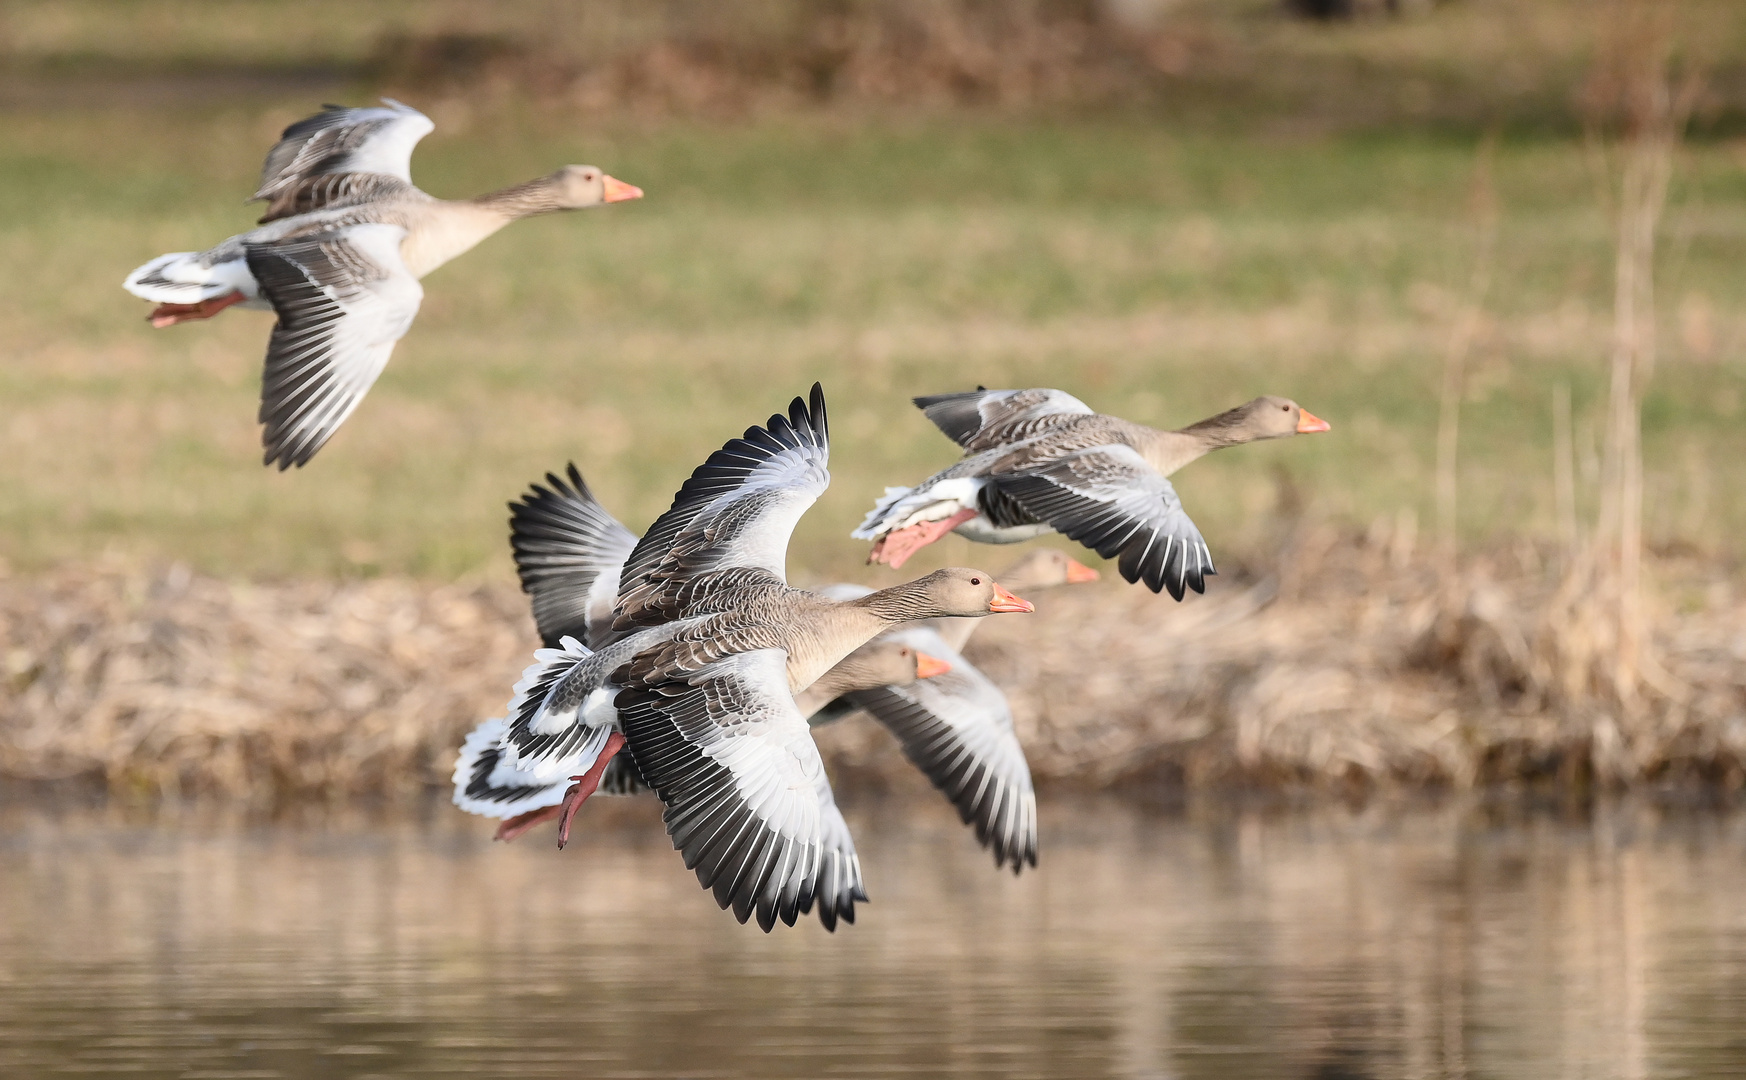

left=852, top=388, right=1330, bottom=599
left=486, top=459, right=1068, bottom=870
left=456, top=634, right=951, bottom=842
left=122, top=99, right=642, bottom=469
left=454, top=385, right=1032, bottom=931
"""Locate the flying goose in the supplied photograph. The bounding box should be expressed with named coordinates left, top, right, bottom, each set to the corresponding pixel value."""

left=458, top=634, right=952, bottom=843
left=122, top=99, right=642, bottom=469
left=482, top=458, right=1078, bottom=870
left=853, top=389, right=1330, bottom=599
left=454, top=386, right=1032, bottom=931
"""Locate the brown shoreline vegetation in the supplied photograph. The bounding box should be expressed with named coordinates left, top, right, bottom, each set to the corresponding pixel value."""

left=2, top=527, right=1740, bottom=806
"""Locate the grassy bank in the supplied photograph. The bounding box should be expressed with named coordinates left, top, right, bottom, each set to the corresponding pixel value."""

left=0, top=2, right=1742, bottom=586
left=3, top=107, right=1745, bottom=584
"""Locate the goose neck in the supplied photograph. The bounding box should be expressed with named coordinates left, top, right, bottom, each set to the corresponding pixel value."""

left=471, top=176, right=569, bottom=219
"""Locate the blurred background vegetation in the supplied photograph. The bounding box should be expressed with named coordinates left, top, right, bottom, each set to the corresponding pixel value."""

left=1, top=0, right=1743, bottom=587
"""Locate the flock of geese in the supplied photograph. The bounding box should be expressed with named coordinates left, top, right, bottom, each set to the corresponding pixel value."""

left=125, top=101, right=1330, bottom=932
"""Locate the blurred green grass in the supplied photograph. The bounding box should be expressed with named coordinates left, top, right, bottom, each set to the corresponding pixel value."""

left=1, top=4, right=1743, bottom=586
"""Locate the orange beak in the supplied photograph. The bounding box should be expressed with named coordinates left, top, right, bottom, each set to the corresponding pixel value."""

left=601, top=175, right=644, bottom=203
left=914, top=652, right=953, bottom=679
left=988, top=583, right=1035, bottom=613
left=1296, top=408, right=1330, bottom=434
left=1064, top=557, right=1101, bottom=584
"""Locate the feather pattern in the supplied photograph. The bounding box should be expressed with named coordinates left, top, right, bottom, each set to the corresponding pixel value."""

left=913, top=387, right=1094, bottom=451
left=615, top=384, right=829, bottom=630
left=451, top=717, right=571, bottom=818
left=245, top=222, right=422, bottom=469
left=510, top=463, right=640, bottom=648
left=253, top=99, right=434, bottom=222
left=838, top=627, right=1038, bottom=872
left=993, top=444, right=1213, bottom=600
left=616, top=649, right=865, bottom=931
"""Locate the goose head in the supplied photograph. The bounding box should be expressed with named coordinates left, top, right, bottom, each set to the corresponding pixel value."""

left=835, top=638, right=954, bottom=689
left=999, top=548, right=1101, bottom=591
left=1186, top=396, right=1330, bottom=445
left=550, top=165, right=644, bottom=208
left=871, top=567, right=1034, bottom=620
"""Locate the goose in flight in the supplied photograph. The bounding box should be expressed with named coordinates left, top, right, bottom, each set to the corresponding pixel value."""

left=454, top=385, right=1033, bottom=930
left=853, top=389, right=1330, bottom=599
left=459, top=464, right=1091, bottom=871
left=122, top=99, right=642, bottom=469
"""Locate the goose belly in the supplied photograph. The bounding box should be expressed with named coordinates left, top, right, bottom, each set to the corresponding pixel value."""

left=954, top=518, right=1054, bottom=544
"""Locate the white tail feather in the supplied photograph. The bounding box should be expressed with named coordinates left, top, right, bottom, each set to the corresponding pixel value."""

left=851, top=485, right=914, bottom=539
left=123, top=249, right=256, bottom=304
left=498, top=636, right=617, bottom=783
left=451, top=717, right=570, bottom=819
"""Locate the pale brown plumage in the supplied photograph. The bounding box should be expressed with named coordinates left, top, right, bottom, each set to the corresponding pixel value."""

left=123, top=100, right=642, bottom=470
left=465, top=385, right=1035, bottom=933
left=854, top=389, right=1330, bottom=597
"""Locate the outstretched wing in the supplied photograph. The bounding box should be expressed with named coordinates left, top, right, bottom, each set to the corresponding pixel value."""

left=616, top=648, right=865, bottom=932
left=245, top=222, right=422, bottom=469
left=995, top=444, right=1213, bottom=600
left=843, top=628, right=1037, bottom=873
left=510, top=463, right=640, bottom=648
left=913, top=387, right=1094, bottom=452
left=615, top=384, right=830, bottom=629
left=254, top=99, right=432, bottom=222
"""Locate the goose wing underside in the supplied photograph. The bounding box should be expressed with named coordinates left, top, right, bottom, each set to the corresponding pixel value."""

left=844, top=631, right=1037, bottom=873
left=510, top=463, right=640, bottom=648
left=244, top=222, right=422, bottom=470
left=615, top=385, right=830, bottom=629
left=616, top=648, right=865, bottom=932
left=913, top=388, right=1094, bottom=452
left=996, top=443, right=1214, bottom=600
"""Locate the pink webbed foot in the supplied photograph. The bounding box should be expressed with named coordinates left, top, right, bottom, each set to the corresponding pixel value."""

left=557, top=732, right=626, bottom=850
left=490, top=732, right=627, bottom=845
left=494, top=803, right=562, bottom=843
left=148, top=290, right=246, bottom=328
left=867, top=508, right=980, bottom=569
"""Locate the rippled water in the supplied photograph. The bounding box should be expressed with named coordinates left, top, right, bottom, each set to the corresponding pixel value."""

left=1, top=795, right=1743, bottom=1079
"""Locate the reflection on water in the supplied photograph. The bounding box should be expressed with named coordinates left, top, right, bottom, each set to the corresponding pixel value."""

left=1, top=795, right=1743, bottom=1079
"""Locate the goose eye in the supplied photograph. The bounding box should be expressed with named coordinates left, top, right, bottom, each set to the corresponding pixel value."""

left=970, top=577, right=982, bottom=585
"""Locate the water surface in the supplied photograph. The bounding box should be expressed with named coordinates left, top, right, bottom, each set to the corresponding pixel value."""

left=1, top=796, right=1742, bottom=1079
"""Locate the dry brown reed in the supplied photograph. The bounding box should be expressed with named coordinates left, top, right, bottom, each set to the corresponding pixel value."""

left=367, top=1, right=1203, bottom=115
left=1546, top=0, right=1700, bottom=723
left=0, top=564, right=528, bottom=802
left=2, top=541, right=1740, bottom=804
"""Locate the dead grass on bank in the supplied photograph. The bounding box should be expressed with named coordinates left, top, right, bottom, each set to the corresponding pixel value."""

left=1, top=535, right=1741, bottom=805
left=0, top=565, right=529, bottom=802
left=932, top=521, right=1746, bottom=795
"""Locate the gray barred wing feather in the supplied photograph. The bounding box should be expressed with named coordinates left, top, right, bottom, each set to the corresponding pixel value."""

left=245, top=222, right=421, bottom=469
left=254, top=99, right=433, bottom=222
left=996, top=444, right=1214, bottom=600
left=913, top=388, right=1094, bottom=452
left=843, top=629, right=1037, bottom=873
left=616, top=649, right=865, bottom=932
left=615, top=384, right=829, bottom=630
left=510, top=463, right=639, bottom=648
